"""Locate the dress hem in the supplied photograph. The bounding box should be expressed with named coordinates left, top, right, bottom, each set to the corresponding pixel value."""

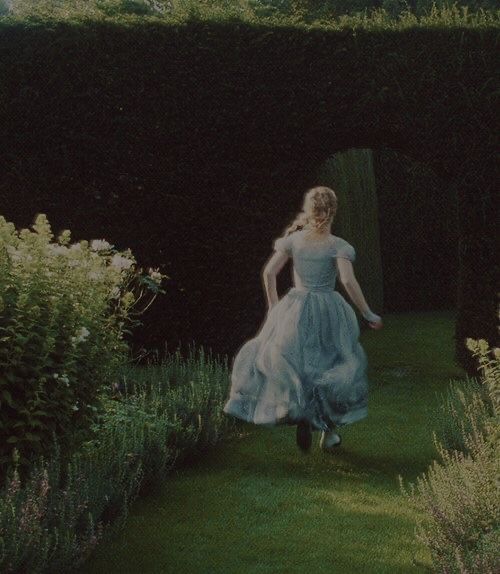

left=223, top=400, right=367, bottom=431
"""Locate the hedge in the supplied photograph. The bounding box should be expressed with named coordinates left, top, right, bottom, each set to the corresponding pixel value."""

left=0, top=5, right=497, bottom=375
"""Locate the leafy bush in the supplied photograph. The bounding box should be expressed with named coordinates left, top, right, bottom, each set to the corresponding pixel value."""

left=0, top=343, right=239, bottom=574
left=0, top=214, right=166, bottom=477
left=398, top=338, right=500, bottom=573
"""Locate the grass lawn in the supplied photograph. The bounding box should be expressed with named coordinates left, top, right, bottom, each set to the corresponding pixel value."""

left=77, top=309, right=465, bottom=574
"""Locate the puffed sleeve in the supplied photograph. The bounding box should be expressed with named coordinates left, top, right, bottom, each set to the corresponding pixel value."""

left=334, top=239, right=356, bottom=262
left=273, top=234, right=292, bottom=255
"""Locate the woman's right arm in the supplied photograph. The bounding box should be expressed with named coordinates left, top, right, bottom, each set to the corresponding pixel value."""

left=336, top=258, right=382, bottom=326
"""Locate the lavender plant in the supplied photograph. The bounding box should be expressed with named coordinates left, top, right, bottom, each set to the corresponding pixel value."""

left=0, top=343, right=239, bottom=574
left=432, top=373, right=495, bottom=459
left=398, top=339, right=500, bottom=574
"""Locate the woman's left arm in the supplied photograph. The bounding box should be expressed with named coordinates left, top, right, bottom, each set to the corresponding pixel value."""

left=262, top=251, right=289, bottom=309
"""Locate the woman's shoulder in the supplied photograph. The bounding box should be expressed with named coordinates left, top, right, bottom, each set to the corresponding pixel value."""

left=273, top=230, right=355, bottom=260
left=330, top=235, right=356, bottom=261
left=273, top=231, right=294, bottom=254
left=291, top=229, right=336, bottom=249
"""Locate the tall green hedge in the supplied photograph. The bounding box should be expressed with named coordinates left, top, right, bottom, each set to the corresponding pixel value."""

left=373, top=147, right=459, bottom=312
left=0, top=6, right=497, bottom=375
left=317, top=149, right=384, bottom=316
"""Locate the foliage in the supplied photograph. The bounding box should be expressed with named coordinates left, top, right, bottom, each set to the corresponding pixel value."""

left=398, top=339, right=500, bottom=573
left=2, top=0, right=499, bottom=26
left=102, top=344, right=239, bottom=468
left=0, top=343, right=239, bottom=574
left=0, top=214, right=167, bottom=477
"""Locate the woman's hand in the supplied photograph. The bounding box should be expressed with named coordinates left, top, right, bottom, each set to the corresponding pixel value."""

left=368, top=318, right=383, bottom=330
left=362, top=309, right=383, bottom=330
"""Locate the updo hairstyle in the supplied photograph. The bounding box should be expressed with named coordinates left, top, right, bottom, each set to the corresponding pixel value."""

left=283, top=186, right=338, bottom=237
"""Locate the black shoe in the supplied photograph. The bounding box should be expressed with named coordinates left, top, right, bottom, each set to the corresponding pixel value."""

left=296, top=419, right=312, bottom=452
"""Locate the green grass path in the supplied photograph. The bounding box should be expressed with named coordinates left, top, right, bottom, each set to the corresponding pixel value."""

left=78, top=310, right=465, bottom=574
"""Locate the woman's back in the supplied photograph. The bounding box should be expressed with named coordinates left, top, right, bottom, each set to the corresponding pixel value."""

left=273, top=229, right=356, bottom=292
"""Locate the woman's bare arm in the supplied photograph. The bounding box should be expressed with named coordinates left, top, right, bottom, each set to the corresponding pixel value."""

left=336, top=258, right=381, bottom=323
left=262, top=251, right=289, bottom=308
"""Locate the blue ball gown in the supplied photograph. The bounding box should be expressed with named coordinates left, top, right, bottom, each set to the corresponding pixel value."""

left=223, top=229, right=370, bottom=432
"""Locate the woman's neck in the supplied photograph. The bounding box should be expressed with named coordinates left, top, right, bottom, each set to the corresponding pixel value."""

left=302, top=228, right=331, bottom=242
left=303, top=226, right=330, bottom=237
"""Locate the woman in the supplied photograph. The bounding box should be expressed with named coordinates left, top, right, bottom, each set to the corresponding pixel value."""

left=223, top=186, right=383, bottom=453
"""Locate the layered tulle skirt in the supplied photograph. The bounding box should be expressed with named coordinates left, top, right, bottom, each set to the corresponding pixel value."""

left=223, top=286, right=369, bottom=432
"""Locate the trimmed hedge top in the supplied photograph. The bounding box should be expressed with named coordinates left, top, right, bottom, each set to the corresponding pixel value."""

left=2, top=1, right=499, bottom=31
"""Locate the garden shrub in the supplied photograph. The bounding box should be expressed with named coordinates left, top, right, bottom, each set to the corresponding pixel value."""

left=0, top=214, right=166, bottom=477
left=399, top=338, right=500, bottom=574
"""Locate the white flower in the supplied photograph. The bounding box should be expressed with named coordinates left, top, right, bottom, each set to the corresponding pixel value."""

left=110, top=253, right=134, bottom=270
left=91, top=239, right=113, bottom=252
left=148, top=267, right=163, bottom=285
left=69, top=243, right=82, bottom=251
left=72, top=326, right=90, bottom=344
left=110, top=286, right=121, bottom=299
left=79, top=326, right=90, bottom=340
left=88, top=270, right=103, bottom=281
left=48, top=244, right=68, bottom=256
left=6, top=246, right=22, bottom=262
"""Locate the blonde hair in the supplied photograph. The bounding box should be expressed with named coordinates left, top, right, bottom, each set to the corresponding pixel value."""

left=284, top=186, right=338, bottom=237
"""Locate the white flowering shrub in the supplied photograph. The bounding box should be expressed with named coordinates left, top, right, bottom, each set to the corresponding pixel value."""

left=0, top=214, right=167, bottom=476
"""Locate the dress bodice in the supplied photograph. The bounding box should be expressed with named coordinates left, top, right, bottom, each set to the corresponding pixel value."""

left=273, top=229, right=356, bottom=292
